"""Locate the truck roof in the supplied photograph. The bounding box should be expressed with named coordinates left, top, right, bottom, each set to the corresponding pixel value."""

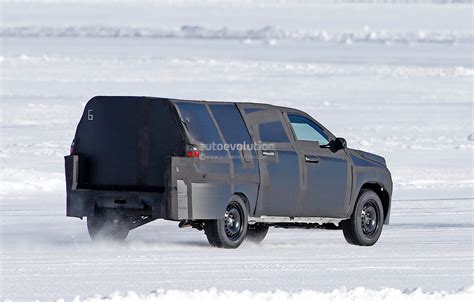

left=89, top=95, right=302, bottom=114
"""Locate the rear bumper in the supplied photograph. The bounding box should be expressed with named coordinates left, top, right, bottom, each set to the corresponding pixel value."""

left=65, top=155, right=171, bottom=219
left=66, top=188, right=167, bottom=218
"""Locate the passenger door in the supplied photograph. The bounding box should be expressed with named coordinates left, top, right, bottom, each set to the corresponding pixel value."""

left=285, top=113, right=351, bottom=218
left=238, top=104, right=301, bottom=217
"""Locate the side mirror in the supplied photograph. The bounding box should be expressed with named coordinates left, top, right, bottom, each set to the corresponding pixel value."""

left=329, top=137, right=347, bottom=152
left=335, top=137, right=347, bottom=149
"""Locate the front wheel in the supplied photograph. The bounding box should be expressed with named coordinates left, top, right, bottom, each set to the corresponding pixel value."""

left=87, top=208, right=129, bottom=242
left=204, top=196, right=248, bottom=249
left=341, top=189, right=384, bottom=246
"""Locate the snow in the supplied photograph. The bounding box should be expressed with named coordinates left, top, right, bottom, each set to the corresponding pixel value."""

left=1, top=0, right=473, bottom=300
left=74, top=287, right=474, bottom=302
left=2, top=24, right=473, bottom=45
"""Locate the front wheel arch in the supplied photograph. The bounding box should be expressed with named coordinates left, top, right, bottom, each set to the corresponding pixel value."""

left=349, top=182, right=390, bottom=224
left=361, top=183, right=390, bottom=224
left=342, top=189, right=384, bottom=246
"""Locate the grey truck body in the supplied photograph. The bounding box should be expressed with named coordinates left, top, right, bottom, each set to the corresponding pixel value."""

left=65, top=96, right=392, bottom=227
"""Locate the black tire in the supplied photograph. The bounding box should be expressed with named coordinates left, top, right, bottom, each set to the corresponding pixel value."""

left=87, top=208, right=129, bottom=242
left=342, top=189, right=384, bottom=246
left=246, top=224, right=269, bottom=243
left=204, top=196, right=248, bottom=249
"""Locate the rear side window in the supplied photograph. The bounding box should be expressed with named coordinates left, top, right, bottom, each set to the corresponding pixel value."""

left=175, top=102, right=223, bottom=145
left=288, top=114, right=329, bottom=145
left=210, top=104, right=252, bottom=144
left=258, top=121, right=289, bottom=143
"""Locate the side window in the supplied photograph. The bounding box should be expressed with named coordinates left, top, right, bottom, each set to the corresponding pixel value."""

left=259, top=121, right=289, bottom=143
left=210, top=104, right=252, bottom=144
left=288, top=114, right=329, bottom=145
left=175, top=102, right=223, bottom=146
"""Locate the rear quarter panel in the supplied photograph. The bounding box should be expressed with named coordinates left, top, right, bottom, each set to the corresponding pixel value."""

left=168, top=157, right=259, bottom=220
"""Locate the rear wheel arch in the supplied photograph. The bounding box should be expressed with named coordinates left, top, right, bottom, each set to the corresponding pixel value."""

left=233, top=192, right=251, bottom=215
left=204, top=194, right=249, bottom=248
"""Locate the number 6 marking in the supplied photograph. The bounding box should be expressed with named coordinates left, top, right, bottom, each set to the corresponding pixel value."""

left=88, top=110, right=94, bottom=121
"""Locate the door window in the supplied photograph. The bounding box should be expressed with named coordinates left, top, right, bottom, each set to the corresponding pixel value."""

left=258, top=121, right=290, bottom=143
left=288, top=114, right=329, bottom=145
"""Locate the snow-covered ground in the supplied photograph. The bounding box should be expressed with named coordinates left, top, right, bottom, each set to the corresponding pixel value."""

left=1, top=0, right=473, bottom=300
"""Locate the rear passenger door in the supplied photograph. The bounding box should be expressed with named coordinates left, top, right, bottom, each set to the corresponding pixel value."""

left=238, top=104, right=301, bottom=217
left=285, top=113, right=350, bottom=218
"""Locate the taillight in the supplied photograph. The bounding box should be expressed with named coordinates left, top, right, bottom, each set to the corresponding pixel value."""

left=185, top=145, right=200, bottom=158
left=70, top=139, right=76, bottom=155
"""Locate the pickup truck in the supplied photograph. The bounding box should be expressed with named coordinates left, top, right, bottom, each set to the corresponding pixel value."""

left=65, top=96, right=392, bottom=248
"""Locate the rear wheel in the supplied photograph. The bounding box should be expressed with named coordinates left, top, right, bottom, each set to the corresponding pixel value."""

left=342, top=189, right=384, bottom=246
left=204, top=196, right=248, bottom=249
left=87, top=208, right=129, bottom=242
left=246, top=224, right=269, bottom=243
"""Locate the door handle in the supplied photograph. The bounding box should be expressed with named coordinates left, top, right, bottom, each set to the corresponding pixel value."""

left=262, top=150, right=275, bottom=157
left=305, top=155, right=319, bottom=163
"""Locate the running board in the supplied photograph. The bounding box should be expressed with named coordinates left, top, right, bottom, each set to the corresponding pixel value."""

left=249, top=216, right=343, bottom=226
